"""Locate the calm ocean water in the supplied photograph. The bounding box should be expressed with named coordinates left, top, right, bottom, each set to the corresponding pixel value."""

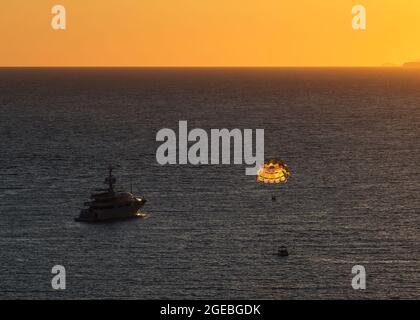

left=0, top=68, right=419, bottom=299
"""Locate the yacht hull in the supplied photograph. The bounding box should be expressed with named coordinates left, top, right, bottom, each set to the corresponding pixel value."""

left=75, top=203, right=145, bottom=222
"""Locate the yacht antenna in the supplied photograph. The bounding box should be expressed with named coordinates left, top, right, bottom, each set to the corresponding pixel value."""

left=105, top=166, right=116, bottom=192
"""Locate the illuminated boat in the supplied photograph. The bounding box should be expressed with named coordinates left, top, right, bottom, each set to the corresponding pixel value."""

left=75, top=167, right=146, bottom=222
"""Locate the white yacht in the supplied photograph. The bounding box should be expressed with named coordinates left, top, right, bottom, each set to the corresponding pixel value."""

left=75, top=167, right=146, bottom=222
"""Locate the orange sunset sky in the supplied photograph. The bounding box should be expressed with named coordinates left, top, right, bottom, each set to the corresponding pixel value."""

left=1, top=0, right=420, bottom=67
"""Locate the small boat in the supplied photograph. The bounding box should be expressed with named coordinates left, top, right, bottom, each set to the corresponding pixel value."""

left=75, top=167, right=146, bottom=222
left=278, top=246, right=289, bottom=257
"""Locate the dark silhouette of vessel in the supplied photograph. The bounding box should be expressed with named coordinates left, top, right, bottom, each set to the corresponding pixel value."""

left=278, top=246, right=289, bottom=257
left=75, top=167, right=146, bottom=222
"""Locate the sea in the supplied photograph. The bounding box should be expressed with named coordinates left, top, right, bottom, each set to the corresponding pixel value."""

left=0, top=68, right=419, bottom=299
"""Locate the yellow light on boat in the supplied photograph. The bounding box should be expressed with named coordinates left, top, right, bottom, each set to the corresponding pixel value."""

left=257, top=159, right=291, bottom=184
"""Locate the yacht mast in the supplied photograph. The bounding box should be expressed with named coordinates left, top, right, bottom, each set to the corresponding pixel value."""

left=104, top=166, right=116, bottom=193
